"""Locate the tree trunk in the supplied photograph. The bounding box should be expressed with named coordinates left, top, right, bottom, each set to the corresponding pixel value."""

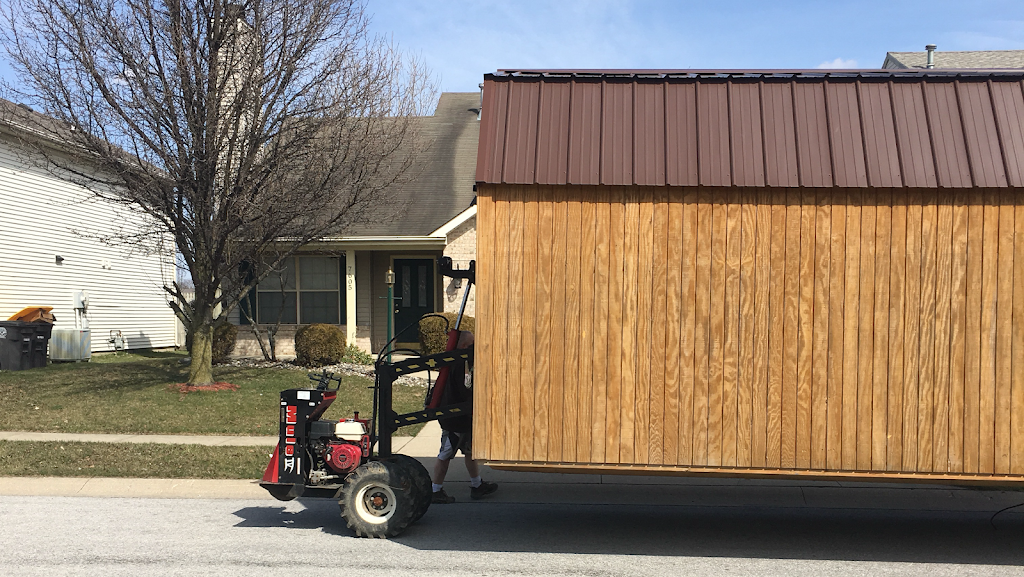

left=188, top=322, right=215, bottom=385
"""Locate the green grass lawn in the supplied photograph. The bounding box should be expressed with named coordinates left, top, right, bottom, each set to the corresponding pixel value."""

left=0, top=440, right=270, bottom=478
left=0, top=351, right=428, bottom=437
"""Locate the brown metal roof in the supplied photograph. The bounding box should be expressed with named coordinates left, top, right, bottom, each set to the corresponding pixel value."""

left=476, top=70, right=1024, bottom=188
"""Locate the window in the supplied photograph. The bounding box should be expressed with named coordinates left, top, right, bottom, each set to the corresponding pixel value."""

left=251, top=256, right=344, bottom=325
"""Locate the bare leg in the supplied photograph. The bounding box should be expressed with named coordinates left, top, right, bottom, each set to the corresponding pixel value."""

left=432, top=458, right=451, bottom=485
left=464, top=454, right=480, bottom=478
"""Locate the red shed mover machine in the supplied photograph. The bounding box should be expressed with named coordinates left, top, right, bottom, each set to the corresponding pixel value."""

left=263, top=68, right=1024, bottom=537
left=260, top=258, right=475, bottom=538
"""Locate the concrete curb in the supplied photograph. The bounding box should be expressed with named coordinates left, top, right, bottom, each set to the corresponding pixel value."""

left=0, top=476, right=272, bottom=500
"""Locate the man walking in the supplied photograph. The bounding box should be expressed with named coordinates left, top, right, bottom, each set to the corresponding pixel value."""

left=431, top=330, right=498, bottom=503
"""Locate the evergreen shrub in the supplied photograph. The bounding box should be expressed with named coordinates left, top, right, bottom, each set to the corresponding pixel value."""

left=341, top=344, right=374, bottom=365
left=186, top=320, right=237, bottom=364
left=294, top=323, right=346, bottom=367
left=418, top=313, right=475, bottom=355
left=211, top=322, right=237, bottom=364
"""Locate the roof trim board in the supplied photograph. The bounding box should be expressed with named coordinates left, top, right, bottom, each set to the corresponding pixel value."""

left=311, top=236, right=447, bottom=251
left=429, top=204, right=477, bottom=237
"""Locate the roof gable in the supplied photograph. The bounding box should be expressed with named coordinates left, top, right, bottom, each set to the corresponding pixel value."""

left=347, top=92, right=480, bottom=236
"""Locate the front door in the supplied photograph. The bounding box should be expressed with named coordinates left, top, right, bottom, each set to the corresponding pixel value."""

left=393, top=258, right=435, bottom=346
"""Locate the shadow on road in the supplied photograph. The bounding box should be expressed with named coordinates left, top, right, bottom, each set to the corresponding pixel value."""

left=232, top=484, right=1024, bottom=565
left=234, top=500, right=349, bottom=537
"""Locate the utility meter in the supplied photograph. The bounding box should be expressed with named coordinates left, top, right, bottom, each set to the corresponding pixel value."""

left=74, top=290, right=89, bottom=310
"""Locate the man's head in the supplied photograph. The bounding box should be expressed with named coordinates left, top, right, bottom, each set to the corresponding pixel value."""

left=457, top=330, right=474, bottom=349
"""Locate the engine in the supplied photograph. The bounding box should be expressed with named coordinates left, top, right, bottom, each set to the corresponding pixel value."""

left=307, top=415, right=372, bottom=484
left=325, top=442, right=363, bottom=474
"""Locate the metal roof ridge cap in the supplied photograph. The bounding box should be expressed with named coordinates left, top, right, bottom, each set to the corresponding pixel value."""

left=488, top=69, right=1024, bottom=80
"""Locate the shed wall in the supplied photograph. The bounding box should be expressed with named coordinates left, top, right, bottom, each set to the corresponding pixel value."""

left=475, top=184, right=1024, bottom=482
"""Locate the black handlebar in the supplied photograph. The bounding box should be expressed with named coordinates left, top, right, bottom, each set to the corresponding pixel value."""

left=438, top=256, right=475, bottom=284
left=309, top=370, right=342, bottom=391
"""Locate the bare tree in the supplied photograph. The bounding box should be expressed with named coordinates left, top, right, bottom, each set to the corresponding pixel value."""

left=237, top=251, right=292, bottom=362
left=1, top=0, right=434, bottom=384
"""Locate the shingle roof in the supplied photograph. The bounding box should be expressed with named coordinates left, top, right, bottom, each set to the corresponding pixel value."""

left=347, top=92, right=480, bottom=237
left=883, top=50, right=1024, bottom=69
left=477, top=69, right=1024, bottom=189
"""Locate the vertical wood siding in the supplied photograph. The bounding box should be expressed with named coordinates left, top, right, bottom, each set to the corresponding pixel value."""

left=477, top=183, right=1024, bottom=481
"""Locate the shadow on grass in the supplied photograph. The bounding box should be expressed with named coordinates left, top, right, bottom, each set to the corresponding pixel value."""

left=7, top=356, right=289, bottom=395
left=0, top=358, right=185, bottom=393
left=69, top=361, right=187, bottom=393
left=89, top=348, right=186, bottom=363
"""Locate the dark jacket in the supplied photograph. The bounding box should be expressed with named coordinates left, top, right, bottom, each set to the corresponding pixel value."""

left=438, top=346, right=472, bottom=433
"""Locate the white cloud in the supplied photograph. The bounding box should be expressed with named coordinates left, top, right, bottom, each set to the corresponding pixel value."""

left=817, top=57, right=859, bottom=69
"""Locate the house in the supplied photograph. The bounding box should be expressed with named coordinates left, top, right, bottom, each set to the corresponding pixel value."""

left=231, top=92, right=480, bottom=356
left=884, top=45, right=1024, bottom=69
left=472, top=68, right=1024, bottom=484
left=0, top=100, right=178, bottom=354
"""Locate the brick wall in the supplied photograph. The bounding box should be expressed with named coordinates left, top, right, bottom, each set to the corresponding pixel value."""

left=442, top=215, right=476, bottom=317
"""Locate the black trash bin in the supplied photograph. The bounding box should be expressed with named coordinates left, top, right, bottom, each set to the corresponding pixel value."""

left=0, top=321, right=53, bottom=371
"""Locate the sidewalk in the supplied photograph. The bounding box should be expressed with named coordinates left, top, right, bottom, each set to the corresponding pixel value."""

left=0, top=421, right=443, bottom=500
left=0, top=421, right=443, bottom=456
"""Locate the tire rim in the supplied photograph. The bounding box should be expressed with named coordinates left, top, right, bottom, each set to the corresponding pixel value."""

left=355, top=483, right=397, bottom=525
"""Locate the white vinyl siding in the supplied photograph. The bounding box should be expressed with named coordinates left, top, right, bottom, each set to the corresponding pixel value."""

left=0, top=136, right=177, bottom=352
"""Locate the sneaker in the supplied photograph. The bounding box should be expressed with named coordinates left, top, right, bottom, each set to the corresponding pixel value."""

left=470, top=480, right=498, bottom=500
left=431, top=489, right=455, bottom=504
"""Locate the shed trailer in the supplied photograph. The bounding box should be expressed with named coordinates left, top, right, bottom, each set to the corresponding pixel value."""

left=473, top=69, right=1024, bottom=486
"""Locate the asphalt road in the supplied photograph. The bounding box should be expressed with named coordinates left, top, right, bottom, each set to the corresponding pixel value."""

left=3, top=486, right=1024, bottom=576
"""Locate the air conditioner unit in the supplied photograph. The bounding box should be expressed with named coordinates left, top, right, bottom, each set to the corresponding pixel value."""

left=50, top=329, right=91, bottom=361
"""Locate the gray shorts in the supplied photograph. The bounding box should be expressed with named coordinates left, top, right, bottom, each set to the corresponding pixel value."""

left=437, top=430, right=471, bottom=460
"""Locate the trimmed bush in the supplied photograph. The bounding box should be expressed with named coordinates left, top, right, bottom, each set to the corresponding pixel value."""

left=294, top=323, right=346, bottom=367
left=185, top=320, right=237, bottom=364
left=418, top=312, right=475, bottom=355
left=212, top=322, right=237, bottom=364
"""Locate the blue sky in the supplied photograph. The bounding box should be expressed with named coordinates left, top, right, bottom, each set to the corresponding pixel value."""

left=2, top=1, right=1021, bottom=95
left=367, top=0, right=1024, bottom=92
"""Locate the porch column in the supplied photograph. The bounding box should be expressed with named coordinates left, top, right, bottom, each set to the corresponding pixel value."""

left=345, top=250, right=357, bottom=346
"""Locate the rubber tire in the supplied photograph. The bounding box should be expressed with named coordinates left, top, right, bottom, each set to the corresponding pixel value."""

left=386, top=454, right=432, bottom=523
left=339, top=460, right=415, bottom=538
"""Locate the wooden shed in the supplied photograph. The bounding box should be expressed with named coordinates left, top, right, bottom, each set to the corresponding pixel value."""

left=472, top=69, right=1024, bottom=485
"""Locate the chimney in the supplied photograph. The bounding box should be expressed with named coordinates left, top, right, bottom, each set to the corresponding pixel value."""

left=925, top=44, right=937, bottom=69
